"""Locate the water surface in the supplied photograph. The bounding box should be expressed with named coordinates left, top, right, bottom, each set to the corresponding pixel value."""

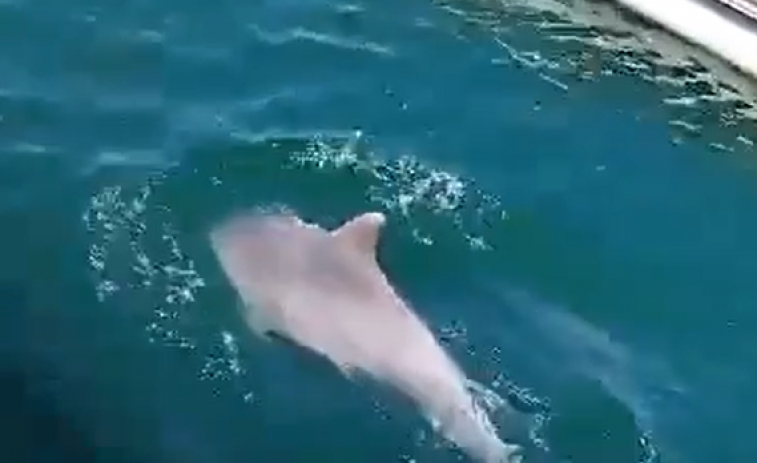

left=2, top=1, right=757, bottom=463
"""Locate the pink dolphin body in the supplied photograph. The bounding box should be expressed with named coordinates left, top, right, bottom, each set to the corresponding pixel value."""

left=209, top=210, right=521, bottom=463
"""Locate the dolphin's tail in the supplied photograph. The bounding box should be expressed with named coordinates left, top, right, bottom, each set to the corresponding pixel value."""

left=430, top=401, right=522, bottom=463
left=420, top=378, right=523, bottom=463
left=394, top=337, right=523, bottom=463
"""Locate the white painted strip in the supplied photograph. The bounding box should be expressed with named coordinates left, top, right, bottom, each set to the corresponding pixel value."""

left=614, top=0, right=757, bottom=79
left=718, top=0, right=757, bottom=21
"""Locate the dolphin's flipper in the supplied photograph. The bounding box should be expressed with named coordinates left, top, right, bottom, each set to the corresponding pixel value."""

left=331, top=212, right=386, bottom=254
left=240, top=301, right=275, bottom=341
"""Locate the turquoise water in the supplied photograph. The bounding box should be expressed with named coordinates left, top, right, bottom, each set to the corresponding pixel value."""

left=2, top=0, right=757, bottom=462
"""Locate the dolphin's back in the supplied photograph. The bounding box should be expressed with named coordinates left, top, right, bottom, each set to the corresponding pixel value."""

left=209, top=211, right=407, bottom=361
left=210, top=212, right=362, bottom=298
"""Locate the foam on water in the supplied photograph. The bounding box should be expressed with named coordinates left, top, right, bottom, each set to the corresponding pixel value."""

left=436, top=0, right=757, bottom=153
left=248, top=24, right=395, bottom=57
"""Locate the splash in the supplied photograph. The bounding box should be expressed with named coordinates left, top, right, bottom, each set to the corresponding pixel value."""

left=82, top=178, right=248, bottom=393
left=292, top=130, right=505, bottom=249
left=82, top=132, right=552, bottom=457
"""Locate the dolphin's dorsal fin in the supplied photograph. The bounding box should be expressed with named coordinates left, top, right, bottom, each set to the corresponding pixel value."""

left=331, top=212, right=386, bottom=254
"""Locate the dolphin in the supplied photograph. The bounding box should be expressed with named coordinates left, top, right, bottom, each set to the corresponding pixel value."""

left=208, top=209, right=522, bottom=463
